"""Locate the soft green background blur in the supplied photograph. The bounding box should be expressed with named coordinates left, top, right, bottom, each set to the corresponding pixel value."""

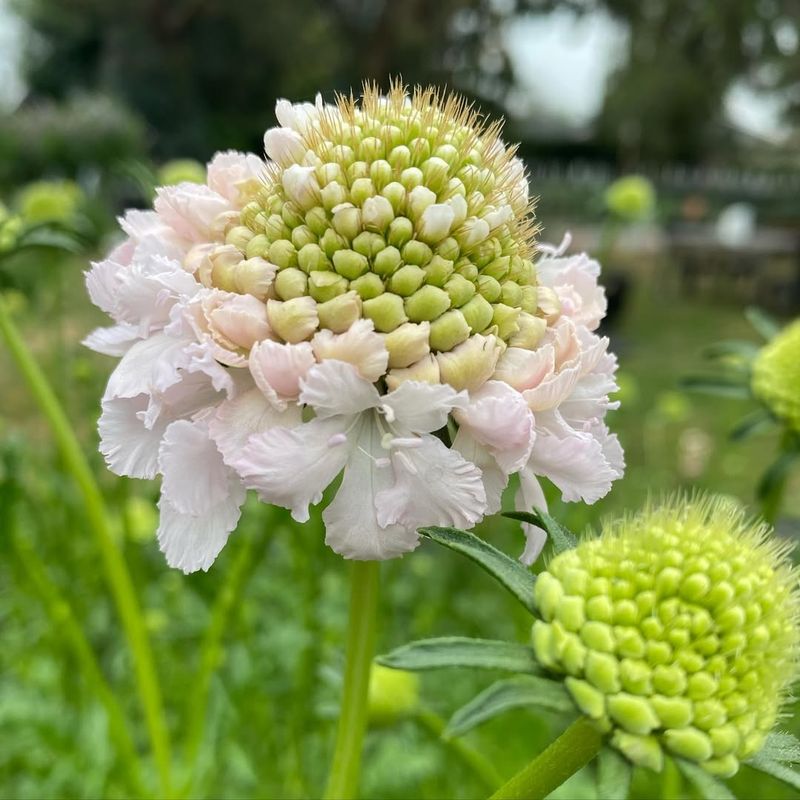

left=1, top=2, right=800, bottom=798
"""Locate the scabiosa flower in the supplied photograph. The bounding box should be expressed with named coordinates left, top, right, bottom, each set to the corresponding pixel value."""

left=84, top=82, right=622, bottom=572
left=751, top=319, right=800, bottom=433
left=531, top=497, right=800, bottom=777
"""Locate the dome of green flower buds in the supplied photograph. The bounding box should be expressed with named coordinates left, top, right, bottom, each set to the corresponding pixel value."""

left=751, top=320, right=800, bottom=433
left=368, top=664, right=420, bottom=727
left=531, top=497, right=800, bottom=778
left=212, top=83, right=538, bottom=363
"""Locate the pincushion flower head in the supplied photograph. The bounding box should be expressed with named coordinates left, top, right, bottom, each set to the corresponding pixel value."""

left=84, top=82, right=623, bottom=572
left=532, top=497, right=800, bottom=778
left=751, top=319, right=800, bottom=433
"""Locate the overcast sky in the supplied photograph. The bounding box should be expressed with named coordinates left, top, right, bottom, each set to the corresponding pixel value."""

left=0, top=2, right=789, bottom=143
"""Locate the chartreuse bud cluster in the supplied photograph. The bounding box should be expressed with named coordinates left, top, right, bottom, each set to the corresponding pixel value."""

left=198, top=83, right=539, bottom=374
left=751, top=320, right=800, bottom=433
left=531, top=497, right=800, bottom=777
left=368, top=664, right=420, bottom=727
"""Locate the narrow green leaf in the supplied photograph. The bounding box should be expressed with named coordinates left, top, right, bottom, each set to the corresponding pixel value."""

left=757, top=450, right=800, bottom=502
left=676, top=759, right=735, bottom=799
left=503, top=509, right=578, bottom=554
left=745, top=306, right=780, bottom=340
left=377, top=637, right=541, bottom=674
left=596, top=747, right=632, bottom=800
left=701, top=340, right=759, bottom=361
left=680, top=375, right=751, bottom=398
left=747, top=754, right=800, bottom=790
left=419, top=526, right=537, bottom=612
left=730, top=409, right=774, bottom=442
left=444, top=676, right=574, bottom=738
left=757, top=731, right=800, bottom=764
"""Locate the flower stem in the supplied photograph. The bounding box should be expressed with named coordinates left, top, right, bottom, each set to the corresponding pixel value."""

left=324, top=560, right=380, bottom=800
left=489, top=717, right=602, bottom=800
left=0, top=294, right=174, bottom=797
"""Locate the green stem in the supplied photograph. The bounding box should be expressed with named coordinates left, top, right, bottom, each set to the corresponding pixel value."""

left=324, top=560, right=380, bottom=800
left=489, top=717, right=602, bottom=800
left=416, top=707, right=503, bottom=792
left=0, top=294, right=174, bottom=797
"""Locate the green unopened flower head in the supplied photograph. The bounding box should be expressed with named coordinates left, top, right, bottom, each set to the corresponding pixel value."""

left=367, top=663, right=420, bottom=727
left=531, top=496, right=800, bottom=778
left=249, top=82, right=538, bottom=367
left=17, top=179, right=83, bottom=224
left=604, top=175, right=655, bottom=221
left=158, top=159, right=207, bottom=187
left=751, top=320, right=800, bottom=433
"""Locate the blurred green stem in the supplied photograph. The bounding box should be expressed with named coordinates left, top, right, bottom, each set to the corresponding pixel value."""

left=416, top=707, right=502, bottom=791
left=0, top=293, right=174, bottom=797
left=489, top=717, right=602, bottom=800
left=324, top=560, right=380, bottom=800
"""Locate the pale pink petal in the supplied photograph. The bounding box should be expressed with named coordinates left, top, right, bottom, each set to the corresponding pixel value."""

left=493, top=346, right=555, bottom=392
left=154, top=183, right=231, bottom=243
left=451, top=428, right=508, bottom=515
left=248, top=339, right=316, bottom=409
left=454, top=381, right=535, bottom=473
left=83, top=323, right=141, bottom=356
left=299, top=360, right=380, bottom=418
left=208, top=387, right=301, bottom=466
left=206, top=151, right=263, bottom=204
left=522, top=364, right=581, bottom=413
left=383, top=380, right=467, bottom=434
left=515, top=466, right=548, bottom=565
left=235, top=417, right=351, bottom=522
left=311, top=319, right=389, bottom=383
left=207, top=293, right=270, bottom=350
left=375, top=436, right=487, bottom=531
left=323, top=419, right=420, bottom=560
left=105, top=334, right=189, bottom=399
left=85, top=254, right=127, bottom=317
left=536, top=252, right=607, bottom=331
left=98, top=394, right=167, bottom=479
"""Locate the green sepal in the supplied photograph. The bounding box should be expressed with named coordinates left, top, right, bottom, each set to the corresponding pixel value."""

left=419, top=526, right=537, bottom=612
left=444, top=675, right=575, bottom=738
left=596, top=746, right=632, bottom=800
left=376, top=637, right=541, bottom=674
left=503, top=509, right=578, bottom=555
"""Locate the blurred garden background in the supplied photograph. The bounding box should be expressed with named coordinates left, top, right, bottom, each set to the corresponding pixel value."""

left=1, top=1, right=800, bottom=798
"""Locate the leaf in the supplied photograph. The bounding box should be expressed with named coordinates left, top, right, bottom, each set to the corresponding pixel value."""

left=745, top=306, right=780, bottom=340
left=419, top=526, right=537, bottom=612
left=444, top=676, right=574, bottom=738
left=676, top=759, right=736, bottom=799
left=701, top=340, right=760, bottom=361
left=596, top=747, right=632, bottom=800
left=747, top=757, right=800, bottom=790
left=729, top=410, right=774, bottom=442
left=680, top=375, right=751, bottom=398
left=757, top=450, right=800, bottom=503
left=757, top=731, right=800, bottom=764
left=503, top=509, right=578, bottom=554
left=376, top=637, right=541, bottom=674
left=17, top=228, right=85, bottom=254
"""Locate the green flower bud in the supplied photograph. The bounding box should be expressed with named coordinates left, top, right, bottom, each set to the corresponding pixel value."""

left=267, top=297, right=318, bottom=342
left=225, top=225, right=254, bottom=252
left=389, top=265, right=426, bottom=297
left=385, top=354, right=441, bottom=391
left=352, top=231, right=386, bottom=259
left=291, top=224, right=317, bottom=251
left=388, top=145, right=412, bottom=172
left=351, top=177, right=376, bottom=206
left=332, top=205, right=362, bottom=241
left=317, top=291, right=362, bottom=333
left=491, top=303, right=521, bottom=339
left=368, top=664, right=420, bottom=727
left=421, top=156, right=450, bottom=194
left=333, top=249, right=369, bottom=280
left=363, top=293, right=408, bottom=333
left=437, top=237, right=460, bottom=262
left=460, top=295, right=494, bottom=333
left=476, top=274, right=502, bottom=302
left=428, top=309, right=471, bottom=352
left=444, top=275, right=477, bottom=308
left=404, top=285, right=451, bottom=322
left=347, top=160, right=369, bottom=181
left=359, top=136, right=385, bottom=162
left=305, top=207, right=330, bottom=237
left=274, top=267, right=308, bottom=300
left=423, top=255, right=455, bottom=287
left=387, top=217, right=414, bottom=248
left=350, top=273, right=385, bottom=300
left=298, top=243, right=331, bottom=273
left=320, top=181, right=348, bottom=211
left=309, top=270, right=348, bottom=303
left=281, top=202, right=305, bottom=229
left=531, top=497, right=800, bottom=778
left=320, top=228, right=347, bottom=258
left=373, top=246, right=403, bottom=277
left=400, top=166, right=424, bottom=191
left=268, top=239, right=297, bottom=269
left=402, top=240, right=433, bottom=267
left=369, top=159, right=393, bottom=189
left=361, top=196, right=394, bottom=232
left=384, top=322, right=431, bottom=368
left=245, top=234, right=271, bottom=259
left=381, top=181, right=406, bottom=213
left=752, top=320, right=800, bottom=432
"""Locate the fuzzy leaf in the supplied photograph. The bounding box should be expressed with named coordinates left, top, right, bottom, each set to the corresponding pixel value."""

left=597, top=747, right=632, bottom=800
left=745, top=306, right=780, bottom=340
left=377, top=637, right=541, bottom=674
left=676, top=760, right=736, bottom=799
left=747, top=755, right=800, bottom=790
left=444, top=676, right=574, bottom=738
left=503, top=509, right=577, bottom=554
left=757, top=731, right=800, bottom=764
left=419, top=526, right=537, bottom=612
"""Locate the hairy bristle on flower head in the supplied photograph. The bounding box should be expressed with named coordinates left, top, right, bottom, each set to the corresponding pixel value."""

left=531, top=495, right=800, bottom=778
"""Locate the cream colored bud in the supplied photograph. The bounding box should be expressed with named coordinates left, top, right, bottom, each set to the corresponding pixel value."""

left=321, top=181, right=348, bottom=211
left=381, top=181, right=406, bottom=213
left=429, top=309, right=470, bottom=352
left=387, top=217, right=414, bottom=248
left=350, top=273, right=385, bottom=300
left=446, top=194, right=468, bottom=229
left=400, top=166, right=424, bottom=191
left=388, top=145, right=412, bottom=172
left=234, top=257, right=276, bottom=300
left=346, top=160, right=369, bottom=182
left=482, top=204, right=513, bottom=230
left=491, top=303, right=521, bottom=339
left=538, top=285, right=562, bottom=321
left=245, top=234, right=271, bottom=259
left=263, top=126, right=306, bottom=167
left=383, top=322, right=431, bottom=368
left=436, top=333, right=503, bottom=392
left=207, top=244, right=243, bottom=290
left=267, top=296, right=318, bottom=342
left=225, top=225, right=254, bottom=252
left=282, top=164, right=320, bottom=210
left=421, top=156, right=450, bottom=194
left=370, top=159, right=393, bottom=189
left=457, top=217, right=491, bottom=251
left=274, top=267, right=308, bottom=300
left=417, top=203, right=455, bottom=244
left=184, top=243, right=216, bottom=281
left=407, top=185, right=437, bottom=222
left=362, top=293, right=408, bottom=333
left=331, top=205, right=362, bottom=241
left=373, top=246, right=402, bottom=277
left=351, top=178, right=376, bottom=206
left=520, top=285, right=539, bottom=314
left=508, top=312, right=547, bottom=349
left=308, top=270, right=348, bottom=303
left=385, top=354, right=440, bottom=391
left=318, top=162, right=345, bottom=185
left=362, top=195, right=394, bottom=232
left=404, top=285, right=451, bottom=322
left=317, top=290, right=362, bottom=333
left=433, top=144, right=459, bottom=166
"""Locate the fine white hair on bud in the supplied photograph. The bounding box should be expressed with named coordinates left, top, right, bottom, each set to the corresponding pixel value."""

left=84, top=79, right=622, bottom=571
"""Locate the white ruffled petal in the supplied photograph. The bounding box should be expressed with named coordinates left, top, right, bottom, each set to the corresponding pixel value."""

left=323, top=419, right=419, bottom=560
left=375, top=436, right=487, bottom=531
left=83, top=323, right=141, bottom=356
left=451, top=428, right=508, bottom=515
left=248, top=339, right=316, bottom=409
left=382, top=380, right=467, bottom=434
left=208, top=387, right=301, bottom=466
left=299, top=360, right=380, bottom=418
left=235, top=417, right=351, bottom=522
left=154, top=183, right=232, bottom=243
left=311, top=318, right=389, bottom=383
left=206, top=151, right=263, bottom=204
left=515, top=466, right=548, bottom=565
left=98, top=394, right=167, bottom=479
left=105, top=334, right=189, bottom=399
